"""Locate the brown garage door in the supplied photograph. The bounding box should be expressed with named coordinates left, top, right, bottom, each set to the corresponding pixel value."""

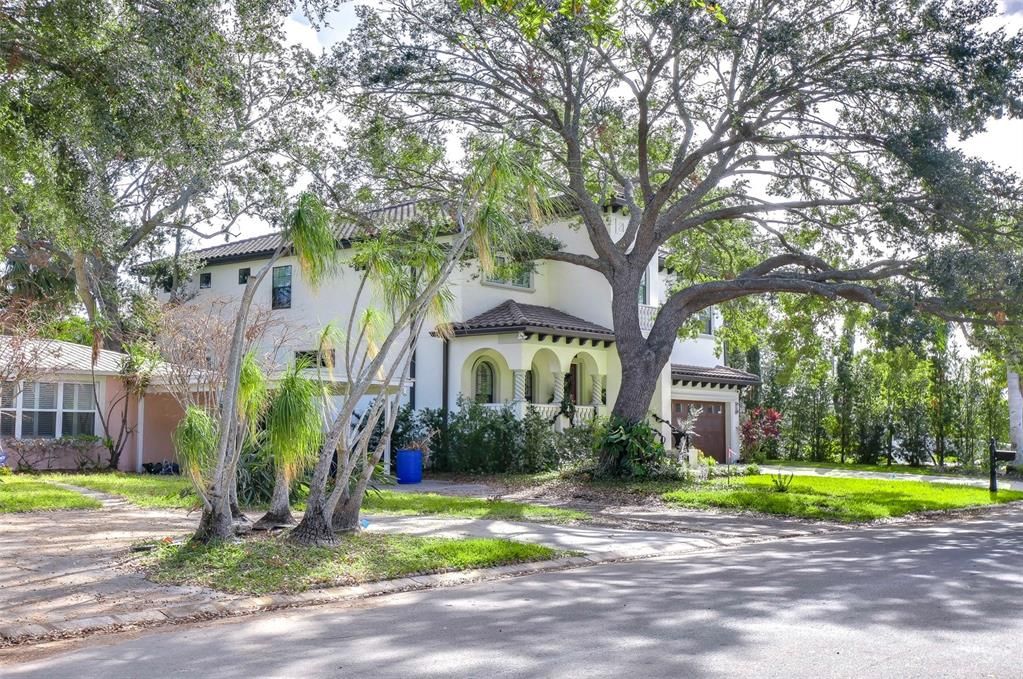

left=672, top=400, right=726, bottom=463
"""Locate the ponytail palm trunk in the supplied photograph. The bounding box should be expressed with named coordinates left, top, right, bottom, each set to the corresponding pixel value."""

left=254, top=467, right=296, bottom=529
left=254, top=361, right=323, bottom=530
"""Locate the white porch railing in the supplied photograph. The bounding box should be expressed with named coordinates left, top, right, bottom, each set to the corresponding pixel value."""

left=529, top=403, right=562, bottom=421
left=478, top=402, right=601, bottom=431
left=639, top=304, right=658, bottom=336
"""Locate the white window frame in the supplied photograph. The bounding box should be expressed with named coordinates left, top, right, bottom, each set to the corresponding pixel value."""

left=0, top=379, right=103, bottom=440
left=483, top=255, right=533, bottom=291
left=60, top=382, right=101, bottom=438
left=697, top=308, right=714, bottom=337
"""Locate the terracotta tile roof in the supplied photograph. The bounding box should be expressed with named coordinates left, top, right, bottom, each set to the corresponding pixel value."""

left=174, top=200, right=428, bottom=265
left=165, top=194, right=633, bottom=267
left=447, top=300, right=615, bottom=341
left=671, top=363, right=760, bottom=387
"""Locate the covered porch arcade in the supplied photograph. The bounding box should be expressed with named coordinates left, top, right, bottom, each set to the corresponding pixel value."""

left=444, top=300, right=617, bottom=428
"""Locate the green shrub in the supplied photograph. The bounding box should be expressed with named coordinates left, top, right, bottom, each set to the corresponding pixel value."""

left=596, top=416, right=670, bottom=479
left=415, top=400, right=600, bottom=474
left=743, top=463, right=761, bottom=476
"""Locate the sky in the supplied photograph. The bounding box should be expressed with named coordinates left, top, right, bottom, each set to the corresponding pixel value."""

left=217, top=1, right=1023, bottom=244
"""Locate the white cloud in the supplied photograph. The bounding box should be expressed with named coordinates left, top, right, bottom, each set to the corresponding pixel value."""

left=282, top=15, right=324, bottom=53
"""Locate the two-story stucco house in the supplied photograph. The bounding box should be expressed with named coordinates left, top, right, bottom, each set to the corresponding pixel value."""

left=173, top=201, right=758, bottom=463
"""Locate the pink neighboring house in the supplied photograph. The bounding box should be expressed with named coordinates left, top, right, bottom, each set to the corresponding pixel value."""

left=0, top=337, right=182, bottom=472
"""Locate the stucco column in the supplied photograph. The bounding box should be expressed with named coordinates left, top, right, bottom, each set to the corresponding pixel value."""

left=552, top=371, right=566, bottom=404
left=512, top=369, right=527, bottom=402
left=590, top=375, right=604, bottom=407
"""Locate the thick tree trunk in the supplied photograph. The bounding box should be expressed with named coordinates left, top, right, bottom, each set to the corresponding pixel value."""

left=610, top=359, right=663, bottom=423
left=254, top=469, right=295, bottom=530
left=332, top=492, right=362, bottom=534
left=192, top=495, right=235, bottom=543
left=1008, top=367, right=1023, bottom=464
left=601, top=271, right=675, bottom=474
left=333, top=461, right=375, bottom=533
left=289, top=504, right=337, bottom=546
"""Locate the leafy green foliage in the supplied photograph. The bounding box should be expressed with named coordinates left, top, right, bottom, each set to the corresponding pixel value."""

left=415, top=400, right=598, bottom=474
left=264, top=362, right=324, bottom=478
left=173, top=407, right=219, bottom=493
left=595, top=416, right=676, bottom=479
left=769, top=472, right=794, bottom=493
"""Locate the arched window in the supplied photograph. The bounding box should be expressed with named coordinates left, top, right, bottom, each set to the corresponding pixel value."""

left=474, top=360, right=496, bottom=403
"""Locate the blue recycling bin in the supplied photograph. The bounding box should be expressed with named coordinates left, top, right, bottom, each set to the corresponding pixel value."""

left=395, top=449, right=423, bottom=484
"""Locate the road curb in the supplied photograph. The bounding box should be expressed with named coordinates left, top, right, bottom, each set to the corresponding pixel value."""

left=0, top=533, right=783, bottom=648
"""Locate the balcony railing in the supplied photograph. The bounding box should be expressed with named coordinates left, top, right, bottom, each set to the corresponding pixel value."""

left=639, top=304, right=658, bottom=336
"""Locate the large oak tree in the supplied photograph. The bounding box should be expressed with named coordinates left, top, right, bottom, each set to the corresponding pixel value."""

left=340, top=0, right=1023, bottom=470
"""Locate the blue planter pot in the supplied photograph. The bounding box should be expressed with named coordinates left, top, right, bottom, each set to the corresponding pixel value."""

left=395, top=449, right=423, bottom=484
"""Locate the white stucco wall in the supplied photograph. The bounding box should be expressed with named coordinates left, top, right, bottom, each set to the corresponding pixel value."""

left=173, top=214, right=737, bottom=448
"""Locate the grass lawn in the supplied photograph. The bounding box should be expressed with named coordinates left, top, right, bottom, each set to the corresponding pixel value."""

left=763, top=459, right=975, bottom=477
left=39, top=472, right=197, bottom=509
left=361, top=490, right=589, bottom=523
left=662, top=474, right=1023, bottom=522
left=143, top=533, right=561, bottom=595
left=0, top=475, right=102, bottom=513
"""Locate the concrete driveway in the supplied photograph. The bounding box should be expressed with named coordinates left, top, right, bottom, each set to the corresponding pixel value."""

left=7, top=504, right=1023, bottom=678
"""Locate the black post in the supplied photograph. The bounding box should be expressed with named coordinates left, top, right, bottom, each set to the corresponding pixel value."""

left=989, top=438, right=998, bottom=493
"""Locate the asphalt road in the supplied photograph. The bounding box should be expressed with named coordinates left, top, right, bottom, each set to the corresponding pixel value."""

left=6, top=506, right=1023, bottom=679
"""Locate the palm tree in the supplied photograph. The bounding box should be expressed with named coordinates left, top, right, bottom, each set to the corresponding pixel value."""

left=193, top=193, right=339, bottom=543
left=253, top=361, right=324, bottom=530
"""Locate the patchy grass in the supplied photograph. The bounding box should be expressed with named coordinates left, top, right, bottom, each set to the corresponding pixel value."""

left=763, top=459, right=977, bottom=477
left=362, top=490, right=588, bottom=523
left=39, top=472, right=197, bottom=509
left=663, top=474, right=1023, bottom=522
left=0, top=475, right=102, bottom=513
left=143, top=533, right=561, bottom=595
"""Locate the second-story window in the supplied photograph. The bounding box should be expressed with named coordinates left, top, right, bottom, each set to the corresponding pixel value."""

left=238, top=267, right=250, bottom=284
left=199, top=272, right=212, bottom=289
left=295, top=349, right=335, bottom=368
left=272, top=265, right=292, bottom=309
left=697, top=308, right=714, bottom=335
left=485, top=255, right=531, bottom=289
left=637, top=269, right=649, bottom=305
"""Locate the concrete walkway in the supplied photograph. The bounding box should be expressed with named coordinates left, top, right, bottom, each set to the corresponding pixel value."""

left=760, top=465, right=1023, bottom=491
left=365, top=514, right=817, bottom=560
left=0, top=487, right=234, bottom=632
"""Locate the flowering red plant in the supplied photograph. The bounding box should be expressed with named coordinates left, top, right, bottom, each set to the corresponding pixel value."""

left=741, top=407, right=782, bottom=460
